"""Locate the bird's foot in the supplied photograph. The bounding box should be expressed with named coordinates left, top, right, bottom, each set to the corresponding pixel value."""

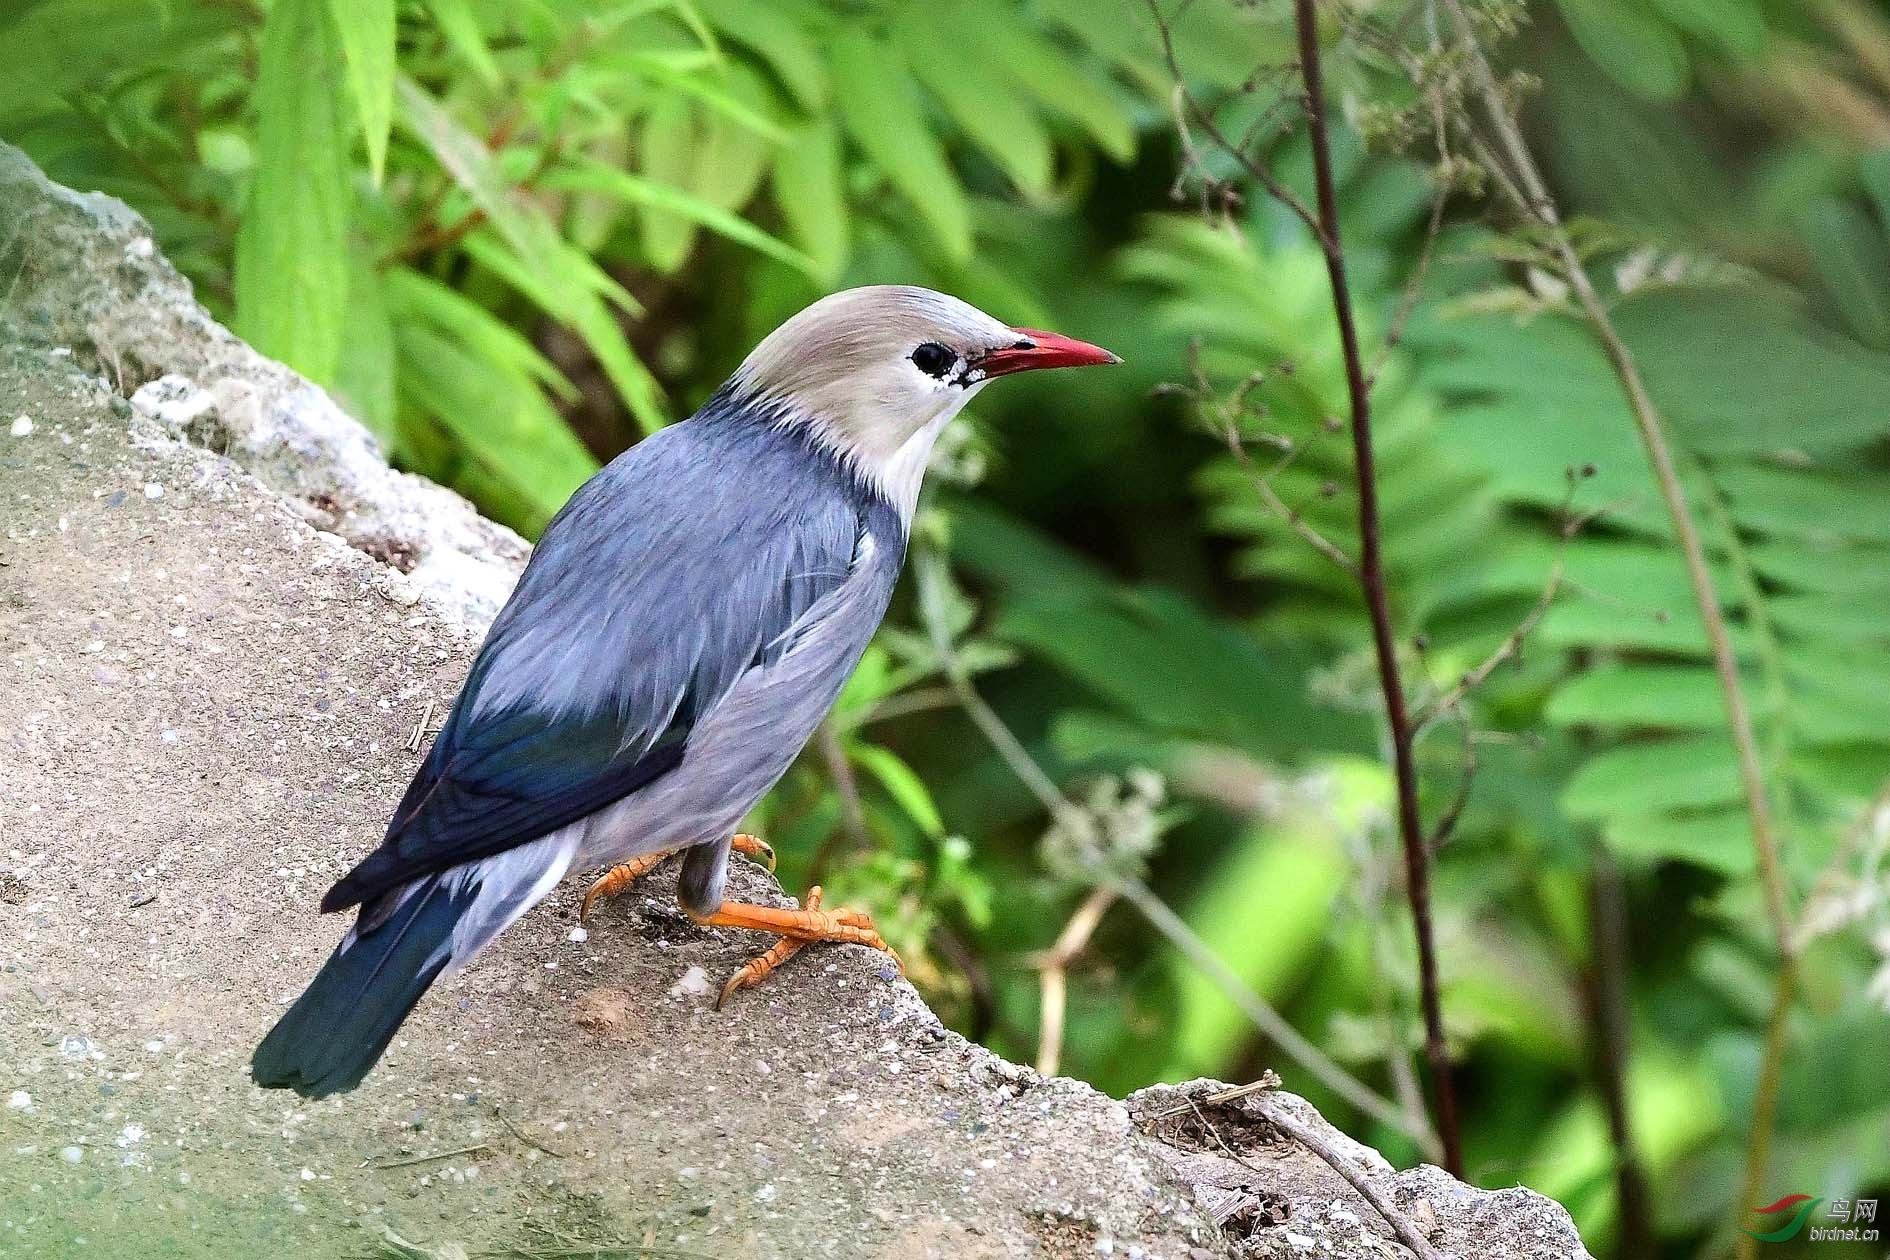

left=730, top=832, right=777, bottom=873
left=579, top=833, right=775, bottom=923
left=690, top=884, right=904, bottom=1009
left=579, top=851, right=668, bottom=922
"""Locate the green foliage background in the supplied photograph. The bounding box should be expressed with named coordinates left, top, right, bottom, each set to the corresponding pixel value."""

left=8, top=0, right=1889, bottom=1252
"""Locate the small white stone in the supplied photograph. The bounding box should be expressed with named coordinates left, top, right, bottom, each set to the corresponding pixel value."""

left=669, top=966, right=713, bottom=998
left=6, top=1091, right=30, bottom=1112
left=61, top=1146, right=84, bottom=1164
left=755, top=1183, right=778, bottom=1203
left=567, top=925, right=588, bottom=944
left=9, top=416, right=32, bottom=437
left=143, top=482, right=164, bottom=499
left=299, top=1167, right=315, bottom=1181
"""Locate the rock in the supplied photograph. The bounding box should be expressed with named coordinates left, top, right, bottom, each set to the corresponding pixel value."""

left=0, top=142, right=1592, bottom=1260
left=1129, top=1081, right=1593, bottom=1260
left=0, top=143, right=527, bottom=629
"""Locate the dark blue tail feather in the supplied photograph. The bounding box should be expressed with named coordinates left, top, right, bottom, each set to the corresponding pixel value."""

left=251, top=876, right=470, bottom=1098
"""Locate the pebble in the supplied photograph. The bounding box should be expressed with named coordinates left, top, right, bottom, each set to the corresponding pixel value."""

left=669, top=966, right=713, bottom=998
left=60, top=1146, right=83, bottom=1164
left=6, top=1091, right=30, bottom=1112
left=567, top=925, right=588, bottom=943
left=143, top=482, right=164, bottom=499
left=10, top=415, right=32, bottom=437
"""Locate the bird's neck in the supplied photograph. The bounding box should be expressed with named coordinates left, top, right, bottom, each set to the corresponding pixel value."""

left=718, top=383, right=982, bottom=529
left=863, top=407, right=960, bottom=525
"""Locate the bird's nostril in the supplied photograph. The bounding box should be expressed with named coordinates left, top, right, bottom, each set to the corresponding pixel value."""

left=1011, top=339, right=1034, bottom=350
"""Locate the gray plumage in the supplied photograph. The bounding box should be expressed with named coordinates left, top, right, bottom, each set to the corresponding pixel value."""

left=252, top=286, right=1116, bottom=1097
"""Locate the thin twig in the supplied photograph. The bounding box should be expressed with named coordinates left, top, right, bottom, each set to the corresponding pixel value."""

left=817, top=720, right=872, bottom=851
left=846, top=686, right=959, bottom=729
left=1414, top=486, right=1606, bottom=734
left=1115, top=874, right=1439, bottom=1156
left=1148, top=0, right=1325, bottom=242
left=1585, top=852, right=1656, bottom=1259
left=1423, top=713, right=1477, bottom=855
left=1434, top=2, right=1794, bottom=1235
left=1295, top=0, right=1462, bottom=1174
left=1168, top=1079, right=1446, bottom=1260
left=406, top=698, right=435, bottom=753
left=1252, top=1093, right=1448, bottom=1260
left=1367, top=178, right=1450, bottom=388
left=362, top=1143, right=492, bottom=1170
left=1172, top=341, right=1359, bottom=576
left=494, top=1108, right=568, bottom=1159
left=1031, top=886, right=1119, bottom=1075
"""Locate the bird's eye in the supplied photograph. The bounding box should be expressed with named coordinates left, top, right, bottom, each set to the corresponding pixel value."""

left=909, top=342, right=954, bottom=378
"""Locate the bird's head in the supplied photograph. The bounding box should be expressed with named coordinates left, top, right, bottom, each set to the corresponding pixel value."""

left=727, top=285, right=1120, bottom=519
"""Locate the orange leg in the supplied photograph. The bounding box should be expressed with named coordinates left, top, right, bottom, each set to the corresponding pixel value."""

left=580, top=851, right=668, bottom=921
left=713, top=888, right=824, bottom=1010
left=688, top=884, right=904, bottom=1009
left=580, top=833, right=776, bottom=922
left=729, top=832, right=776, bottom=872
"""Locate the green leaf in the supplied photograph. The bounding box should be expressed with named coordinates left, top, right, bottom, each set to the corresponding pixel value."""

left=1648, top=0, right=1765, bottom=57
left=828, top=30, right=970, bottom=262
left=326, top=0, right=395, bottom=184
left=1546, top=664, right=1748, bottom=731
left=1614, top=287, right=1890, bottom=459
left=234, top=0, right=350, bottom=386
left=850, top=744, right=945, bottom=838
left=396, top=323, right=597, bottom=533
left=1552, top=0, right=1690, bottom=100
left=694, top=0, right=827, bottom=109
left=896, top=8, right=1053, bottom=200
left=772, top=116, right=848, bottom=281
left=636, top=94, right=697, bottom=272
left=396, top=76, right=665, bottom=430
left=384, top=267, right=576, bottom=401
left=1714, top=460, right=1890, bottom=544
left=427, top=0, right=501, bottom=87
left=1561, top=735, right=1744, bottom=819
left=0, top=0, right=174, bottom=122
left=544, top=157, right=819, bottom=278
left=1605, top=810, right=1754, bottom=874
left=333, top=251, right=396, bottom=442
left=612, top=50, right=788, bottom=143
left=1798, top=198, right=1890, bottom=348
left=979, top=1, right=1135, bottom=163
left=997, top=586, right=1374, bottom=762
left=1163, top=811, right=1350, bottom=1079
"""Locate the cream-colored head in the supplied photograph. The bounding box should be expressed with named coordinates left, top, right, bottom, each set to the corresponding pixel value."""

left=728, top=285, right=1119, bottom=521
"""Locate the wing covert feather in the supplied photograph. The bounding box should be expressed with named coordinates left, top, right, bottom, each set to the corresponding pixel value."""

left=323, top=411, right=876, bottom=913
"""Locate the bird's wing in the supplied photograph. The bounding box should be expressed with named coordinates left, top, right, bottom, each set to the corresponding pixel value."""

left=321, top=417, right=872, bottom=914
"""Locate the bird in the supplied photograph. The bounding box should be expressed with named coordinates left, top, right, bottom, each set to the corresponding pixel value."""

left=251, top=285, right=1120, bottom=1098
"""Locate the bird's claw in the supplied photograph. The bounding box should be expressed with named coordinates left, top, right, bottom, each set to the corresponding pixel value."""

left=699, top=884, right=901, bottom=1008
left=579, top=852, right=667, bottom=922
left=731, top=832, right=776, bottom=874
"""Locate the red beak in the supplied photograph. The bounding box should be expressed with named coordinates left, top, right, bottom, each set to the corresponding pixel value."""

left=977, top=326, right=1122, bottom=378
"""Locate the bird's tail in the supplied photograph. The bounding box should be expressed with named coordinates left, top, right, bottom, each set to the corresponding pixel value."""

left=252, top=832, right=579, bottom=1098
